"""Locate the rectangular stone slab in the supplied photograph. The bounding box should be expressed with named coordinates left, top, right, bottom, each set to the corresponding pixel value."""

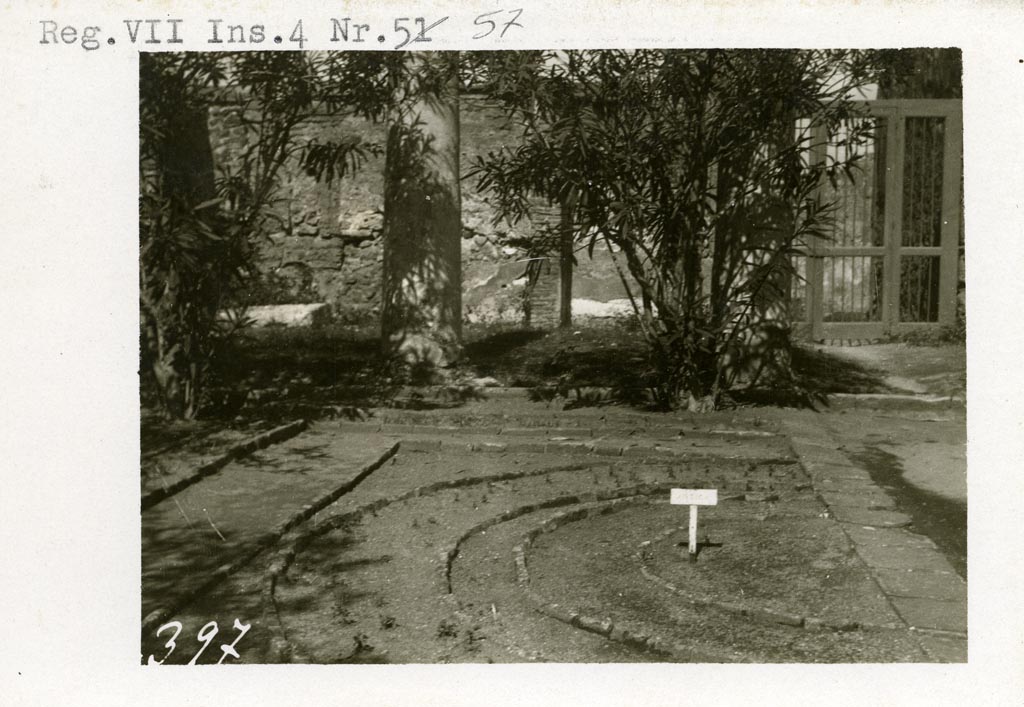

left=890, top=597, right=967, bottom=633
left=853, top=542, right=959, bottom=573
left=873, top=568, right=967, bottom=601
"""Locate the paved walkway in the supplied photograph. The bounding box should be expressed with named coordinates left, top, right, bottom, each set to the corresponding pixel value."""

left=783, top=416, right=967, bottom=661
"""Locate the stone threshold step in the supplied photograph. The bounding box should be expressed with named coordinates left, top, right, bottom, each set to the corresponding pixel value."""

left=344, top=421, right=779, bottom=440
left=397, top=436, right=796, bottom=462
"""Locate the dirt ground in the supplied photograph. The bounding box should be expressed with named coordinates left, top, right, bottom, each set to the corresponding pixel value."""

left=141, top=341, right=966, bottom=664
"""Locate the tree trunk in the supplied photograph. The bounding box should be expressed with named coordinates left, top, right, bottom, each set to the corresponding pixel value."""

left=146, top=104, right=217, bottom=420
left=381, top=52, right=463, bottom=369
left=558, top=194, right=575, bottom=329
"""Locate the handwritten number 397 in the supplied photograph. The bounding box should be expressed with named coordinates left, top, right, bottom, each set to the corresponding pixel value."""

left=147, top=618, right=251, bottom=665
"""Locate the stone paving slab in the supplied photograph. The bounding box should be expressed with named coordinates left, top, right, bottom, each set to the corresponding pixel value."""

left=915, top=634, right=968, bottom=662
left=830, top=506, right=913, bottom=528
left=851, top=542, right=960, bottom=573
left=347, top=421, right=783, bottom=441
left=803, top=462, right=875, bottom=483
left=889, top=597, right=967, bottom=633
left=813, top=477, right=887, bottom=493
left=818, top=490, right=897, bottom=510
left=841, top=525, right=939, bottom=550
left=781, top=416, right=967, bottom=658
left=872, top=568, right=967, bottom=602
left=372, top=406, right=784, bottom=433
left=828, top=393, right=964, bottom=411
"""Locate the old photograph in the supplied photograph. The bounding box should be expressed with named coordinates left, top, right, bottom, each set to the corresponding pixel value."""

left=138, top=48, right=967, bottom=665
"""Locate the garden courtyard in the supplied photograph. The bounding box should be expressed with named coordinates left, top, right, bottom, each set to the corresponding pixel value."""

left=141, top=324, right=966, bottom=664
left=138, top=48, right=967, bottom=666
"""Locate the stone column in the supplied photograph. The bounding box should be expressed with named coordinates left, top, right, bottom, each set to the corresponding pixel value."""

left=381, top=52, right=462, bottom=367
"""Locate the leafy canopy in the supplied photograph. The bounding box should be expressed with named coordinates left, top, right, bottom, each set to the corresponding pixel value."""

left=471, top=49, right=883, bottom=409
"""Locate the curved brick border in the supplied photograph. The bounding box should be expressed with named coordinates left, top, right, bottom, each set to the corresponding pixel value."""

left=141, top=441, right=398, bottom=639
left=261, top=460, right=622, bottom=661
left=260, top=439, right=922, bottom=662
left=263, top=470, right=820, bottom=662
left=439, top=482, right=681, bottom=593
left=508, top=493, right=923, bottom=665
left=634, top=529, right=902, bottom=633
left=507, top=494, right=737, bottom=662
left=141, top=419, right=310, bottom=511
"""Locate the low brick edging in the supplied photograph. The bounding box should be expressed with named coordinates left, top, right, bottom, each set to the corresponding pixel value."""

left=141, top=441, right=399, bottom=640
left=827, top=392, right=965, bottom=411
left=635, top=530, right=902, bottom=633
left=262, top=444, right=739, bottom=658
left=141, top=419, right=310, bottom=512
left=347, top=413, right=791, bottom=465
left=348, top=420, right=782, bottom=439
left=439, top=482, right=684, bottom=593
left=250, top=416, right=963, bottom=662
left=507, top=494, right=738, bottom=662
left=505, top=492, right=921, bottom=664
left=394, top=436, right=796, bottom=464
left=259, top=460, right=606, bottom=660
left=259, top=452, right=817, bottom=661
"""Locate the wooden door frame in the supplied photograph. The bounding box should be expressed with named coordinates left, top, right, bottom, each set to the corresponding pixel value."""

left=800, top=98, right=962, bottom=342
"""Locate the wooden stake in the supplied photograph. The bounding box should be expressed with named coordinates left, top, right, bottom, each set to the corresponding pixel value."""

left=670, top=488, right=717, bottom=563
left=688, top=505, right=699, bottom=560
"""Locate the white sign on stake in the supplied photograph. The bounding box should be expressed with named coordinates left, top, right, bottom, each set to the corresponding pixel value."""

left=670, top=488, right=718, bottom=559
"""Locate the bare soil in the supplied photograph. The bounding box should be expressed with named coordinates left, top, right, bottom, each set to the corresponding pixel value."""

left=140, top=333, right=966, bottom=664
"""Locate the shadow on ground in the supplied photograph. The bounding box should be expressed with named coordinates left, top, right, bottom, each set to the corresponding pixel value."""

left=141, top=322, right=935, bottom=455
left=850, top=445, right=967, bottom=579
left=789, top=346, right=899, bottom=395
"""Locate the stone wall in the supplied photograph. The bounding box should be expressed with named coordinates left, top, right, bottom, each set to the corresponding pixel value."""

left=207, top=95, right=631, bottom=327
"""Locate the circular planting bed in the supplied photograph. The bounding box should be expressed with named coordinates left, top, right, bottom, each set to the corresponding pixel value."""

left=637, top=507, right=900, bottom=630
left=520, top=499, right=925, bottom=662
left=267, top=444, right=931, bottom=663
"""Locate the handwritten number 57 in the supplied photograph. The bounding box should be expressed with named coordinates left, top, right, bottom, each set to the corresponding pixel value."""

left=473, top=9, right=524, bottom=40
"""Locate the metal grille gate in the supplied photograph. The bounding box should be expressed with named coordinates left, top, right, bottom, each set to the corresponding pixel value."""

left=792, top=99, right=963, bottom=342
